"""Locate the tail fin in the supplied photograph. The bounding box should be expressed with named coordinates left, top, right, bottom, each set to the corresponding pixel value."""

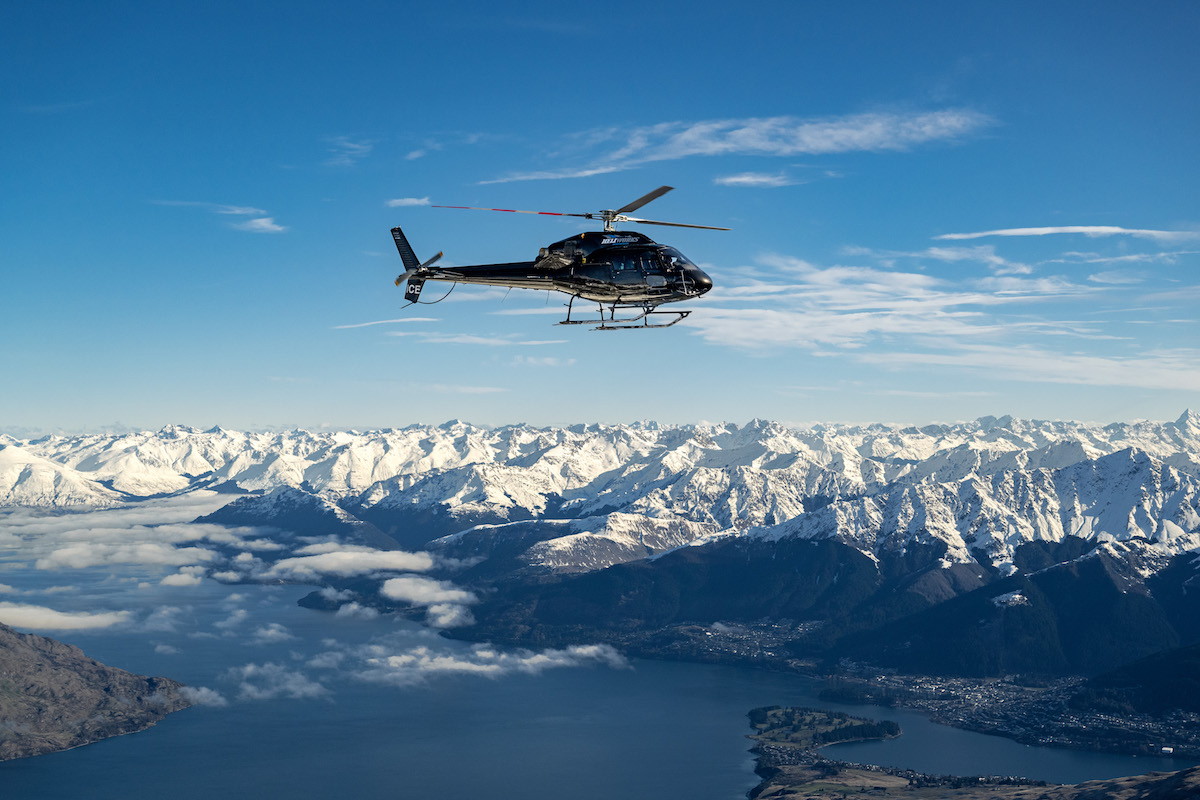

left=391, top=226, right=421, bottom=272
left=392, top=226, right=444, bottom=304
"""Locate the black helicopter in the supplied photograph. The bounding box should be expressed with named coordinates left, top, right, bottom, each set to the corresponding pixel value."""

left=391, top=186, right=725, bottom=329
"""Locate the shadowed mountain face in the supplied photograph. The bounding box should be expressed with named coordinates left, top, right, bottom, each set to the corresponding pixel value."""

left=0, top=623, right=192, bottom=761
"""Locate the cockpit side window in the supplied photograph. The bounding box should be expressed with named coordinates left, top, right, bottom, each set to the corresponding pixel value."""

left=661, top=247, right=694, bottom=271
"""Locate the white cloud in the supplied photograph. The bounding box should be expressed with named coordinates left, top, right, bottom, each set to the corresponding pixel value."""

left=380, top=575, right=476, bottom=606
left=262, top=547, right=434, bottom=580
left=141, top=605, right=185, bottom=632
left=250, top=622, right=296, bottom=644
left=35, top=542, right=218, bottom=570
left=380, top=575, right=478, bottom=629
left=425, top=602, right=474, bottom=628
left=334, top=602, right=379, bottom=620
left=308, top=650, right=347, bottom=669
left=356, top=642, right=628, bottom=686
left=179, top=685, right=228, bottom=707
left=935, top=226, right=1200, bottom=243
left=160, top=566, right=205, bottom=587
left=155, top=643, right=180, bottom=655
left=214, top=608, right=249, bottom=630
left=231, top=217, right=286, bottom=234
left=0, top=602, right=130, bottom=630
left=225, top=662, right=327, bottom=701
left=386, top=197, right=431, bottom=207
left=158, top=201, right=286, bottom=233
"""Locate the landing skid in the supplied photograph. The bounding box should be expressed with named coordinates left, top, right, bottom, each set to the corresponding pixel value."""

left=558, top=298, right=692, bottom=330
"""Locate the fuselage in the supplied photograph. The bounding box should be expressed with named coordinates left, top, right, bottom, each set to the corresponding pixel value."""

left=421, top=230, right=713, bottom=305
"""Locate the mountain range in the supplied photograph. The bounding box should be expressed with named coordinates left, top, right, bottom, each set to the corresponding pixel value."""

left=4, top=412, right=1199, bottom=677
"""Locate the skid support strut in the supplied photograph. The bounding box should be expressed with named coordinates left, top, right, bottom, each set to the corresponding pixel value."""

left=558, top=296, right=691, bottom=330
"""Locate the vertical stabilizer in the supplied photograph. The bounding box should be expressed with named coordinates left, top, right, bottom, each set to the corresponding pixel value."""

left=391, top=226, right=421, bottom=272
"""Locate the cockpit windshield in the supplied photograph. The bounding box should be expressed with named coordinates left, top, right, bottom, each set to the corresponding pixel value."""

left=660, top=247, right=695, bottom=271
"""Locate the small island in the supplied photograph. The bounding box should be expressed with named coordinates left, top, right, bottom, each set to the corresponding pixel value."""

left=749, top=706, right=900, bottom=750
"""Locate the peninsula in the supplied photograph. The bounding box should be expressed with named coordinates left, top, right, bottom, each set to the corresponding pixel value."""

left=0, top=622, right=192, bottom=761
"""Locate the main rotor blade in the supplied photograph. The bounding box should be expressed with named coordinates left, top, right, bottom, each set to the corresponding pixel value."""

left=614, top=186, right=673, bottom=216
left=432, top=204, right=590, bottom=219
left=622, top=216, right=731, bottom=231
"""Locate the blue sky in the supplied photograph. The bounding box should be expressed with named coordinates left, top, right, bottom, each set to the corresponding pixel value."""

left=3, top=0, right=1198, bottom=432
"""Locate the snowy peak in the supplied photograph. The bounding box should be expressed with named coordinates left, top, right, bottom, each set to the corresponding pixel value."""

left=0, top=444, right=121, bottom=507
left=753, top=445, right=1200, bottom=576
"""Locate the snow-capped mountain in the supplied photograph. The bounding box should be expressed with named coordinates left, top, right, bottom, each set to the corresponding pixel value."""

left=4, top=412, right=1199, bottom=580
left=752, top=447, right=1200, bottom=573
left=0, top=444, right=121, bottom=507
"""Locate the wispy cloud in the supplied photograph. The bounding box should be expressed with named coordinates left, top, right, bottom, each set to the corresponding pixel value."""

left=1046, top=250, right=1200, bottom=266
left=857, top=344, right=1200, bottom=391
left=325, top=136, right=375, bottom=167
left=332, top=318, right=439, bottom=329
left=935, top=226, right=1200, bottom=243
left=489, top=307, right=572, bottom=316
left=485, top=109, right=993, bottom=183
left=683, top=240, right=1200, bottom=392
left=425, top=383, right=508, bottom=395
left=1087, top=270, right=1145, bottom=285
left=713, top=172, right=798, bottom=188
left=231, top=217, right=286, bottom=233
left=156, top=201, right=266, bottom=216
left=386, top=197, right=431, bottom=207
left=387, top=331, right=567, bottom=346
left=157, top=200, right=287, bottom=233
left=511, top=355, right=576, bottom=367
left=847, top=243, right=1033, bottom=275
left=179, top=686, right=228, bottom=707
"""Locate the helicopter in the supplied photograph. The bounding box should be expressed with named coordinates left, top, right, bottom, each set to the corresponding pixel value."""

left=391, top=186, right=726, bottom=329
